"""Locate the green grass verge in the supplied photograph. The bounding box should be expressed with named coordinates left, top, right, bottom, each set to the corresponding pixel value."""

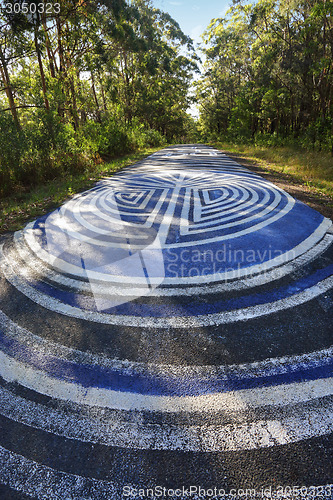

left=2, top=142, right=332, bottom=234
left=212, top=141, right=333, bottom=198
left=0, top=146, right=160, bottom=234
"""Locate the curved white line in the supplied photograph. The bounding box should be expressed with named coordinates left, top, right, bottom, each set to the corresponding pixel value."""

left=0, top=446, right=119, bottom=499
left=179, top=188, right=290, bottom=238
left=7, top=218, right=331, bottom=286
left=10, top=231, right=333, bottom=296
left=2, top=245, right=332, bottom=326
left=0, top=349, right=332, bottom=413
left=1, top=445, right=332, bottom=500
left=1, top=385, right=332, bottom=451
left=0, top=308, right=332, bottom=383
left=186, top=186, right=265, bottom=231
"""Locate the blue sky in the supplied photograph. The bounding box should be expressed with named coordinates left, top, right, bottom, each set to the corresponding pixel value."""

left=151, top=0, right=233, bottom=117
left=152, top=0, right=231, bottom=45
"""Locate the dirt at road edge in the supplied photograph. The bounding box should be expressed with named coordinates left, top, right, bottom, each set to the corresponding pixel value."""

left=223, top=151, right=333, bottom=222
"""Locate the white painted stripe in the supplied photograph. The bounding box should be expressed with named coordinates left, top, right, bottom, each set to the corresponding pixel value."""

left=10, top=230, right=333, bottom=297
left=182, top=185, right=262, bottom=231
left=50, top=177, right=295, bottom=248
left=1, top=444, right=332, bottom=500
left=152, top=172, right=186, bottom=245
left=181, top=181, right=283, bottom=234
left=10, top=236, right=151, bottom=297
left=0, top=308, right=332, bottom=382
left=18, top=216, right=332, bottom=285
left=1, top=243, right=332, bottom=326
left=0, top=446, right=119, bottom=499
left=0, top=349, right=332, bottom=413
left=1, top=384, right=332, bottom=451
left=174, top=192, right=294, bottom=245
left=21, top=224, right=163, bottom=285
left=98, top=188, right=169, bottom=226
left=1, top=306, right=333, bottom=393
left=59, top=187, right=161, bottom=233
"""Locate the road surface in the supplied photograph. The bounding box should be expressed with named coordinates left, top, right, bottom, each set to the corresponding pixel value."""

left=0, top=145, right=332, bottom=499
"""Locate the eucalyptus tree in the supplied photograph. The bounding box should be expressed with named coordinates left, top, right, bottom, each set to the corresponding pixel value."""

left=96, top=0, right=198, bottom=138
left=0, top=0, right=199, bottom=143
left=0, top=0, right=34, bottom=127
left=197, top=0, right=333, bottom=149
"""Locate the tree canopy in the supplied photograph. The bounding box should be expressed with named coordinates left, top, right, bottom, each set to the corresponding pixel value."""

left=0, top=0, right=199, bottom=194
left=196, top=0, right=333, bottom=151
left=0, top=0, right=197, bottom=134
left=0, top=0, right=332, bottom=197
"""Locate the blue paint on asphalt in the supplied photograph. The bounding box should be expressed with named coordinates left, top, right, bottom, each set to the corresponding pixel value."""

left=1, top=325, right=332, bottom=396
left=30, top=178, right=325, bottom=278
left=18, top=263, right=333, bottom=316
left=6, top=155, right=331, bottom=397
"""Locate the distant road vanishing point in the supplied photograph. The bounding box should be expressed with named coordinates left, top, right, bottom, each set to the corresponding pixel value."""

left=0, top=145, right=332, bottom=499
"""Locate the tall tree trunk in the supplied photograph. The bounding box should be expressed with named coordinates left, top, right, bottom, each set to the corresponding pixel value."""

left=56, top=13, right=67, bottom=118
left=34, top=21, right=50, bottom=111
left=42, top=13, right=57, bottom=78
left=98, top=70, right=108, bottom=112
left=66, top=53, right=79, bottom=130
left=70, top=77, right=79, bottom=130
left=0, top=47, right=20, bottom=128
left=91, top=71, right=101, bottom=122
left=56, top=15, right=66, bottom=74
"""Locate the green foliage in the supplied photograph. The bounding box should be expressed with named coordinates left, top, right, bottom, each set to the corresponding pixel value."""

left=0, top=146, right=161, bottom=234
left=0, top=113, right=27, bottom=192
left=82, top=117, right=166, bottom=158
left=141, top=128, right=166, bottom=147
left=0, top=109, right=168, bottom=197
left=197, top=0, right=333, bottom=152
left=0, top=110, right=93, bottom=195
left=0, top=0, right=197, bottom=199
left=82, top=119, right=130, bottom=156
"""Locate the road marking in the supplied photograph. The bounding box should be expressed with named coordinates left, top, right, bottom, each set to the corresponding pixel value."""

left=1, top=246, right=332, bottom=325
left=1, top=348, right=332, bottom=413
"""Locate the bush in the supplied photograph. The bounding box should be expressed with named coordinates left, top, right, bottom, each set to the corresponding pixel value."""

left=0, top=110, right=167, bottom=198
left=143, top=128, right=166, bottom=147
left=0, top=110, right=95, bottom=195
left=82, top=118, right=131, bottom=156
left=0, top=113, right=28, bottom=194
left=82, top=118, right=166, bottom=157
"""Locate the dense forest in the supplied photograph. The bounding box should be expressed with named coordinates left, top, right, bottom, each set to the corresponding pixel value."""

left=196, top=0, right=333, bottom=151
left=0, top=0, right=198, bottom=195
left=0, top=0, right=332, bottom=198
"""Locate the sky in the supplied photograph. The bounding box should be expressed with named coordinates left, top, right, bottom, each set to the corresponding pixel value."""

left=152, top=0, right=231, bottom=45
left=151, top=1, right=233, bottom=118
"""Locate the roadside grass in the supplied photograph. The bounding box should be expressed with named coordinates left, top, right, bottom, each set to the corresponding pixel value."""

left=2, top=141, right=333, bottom=234
left=212, top=141, right=333, bottom=198
left=0, top=146, right=160, bottom=234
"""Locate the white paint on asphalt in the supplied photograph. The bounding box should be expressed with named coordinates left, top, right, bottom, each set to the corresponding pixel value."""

left=0, top=349, right=332, bottom=414
left=1, top=245, right=332, bottom=326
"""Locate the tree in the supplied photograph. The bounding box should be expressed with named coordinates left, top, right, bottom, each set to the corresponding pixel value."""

left=196, top=0, right=333, bottom=150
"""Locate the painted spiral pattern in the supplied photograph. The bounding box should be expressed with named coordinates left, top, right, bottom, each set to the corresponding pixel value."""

left=0, top=145, right=332, bottom=499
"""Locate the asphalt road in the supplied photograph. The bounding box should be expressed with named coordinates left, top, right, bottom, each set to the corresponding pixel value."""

left=0, top=145, right=332, bottom=499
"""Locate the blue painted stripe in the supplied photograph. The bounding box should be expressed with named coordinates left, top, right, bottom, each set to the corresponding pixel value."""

left=33, top=197, right=325, bottom=273
left=18, top=263, right=333, bottom=317
left=0, top=328, right=332, bottom=396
